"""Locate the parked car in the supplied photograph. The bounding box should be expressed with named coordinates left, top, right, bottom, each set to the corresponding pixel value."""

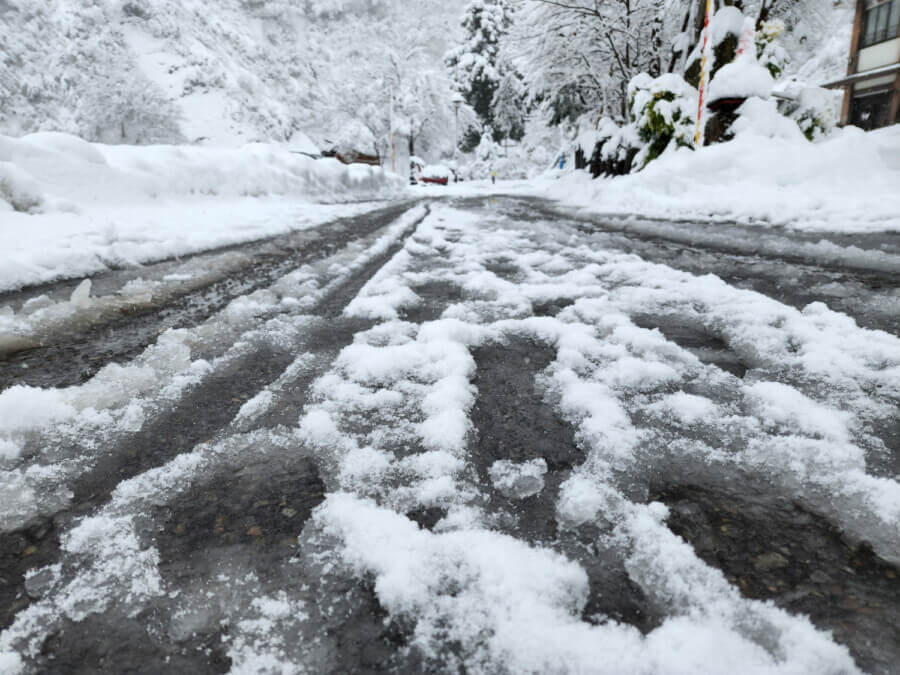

left=321, top=148, right=380, bottom=166
left=420, top=164, right=450, bottom=186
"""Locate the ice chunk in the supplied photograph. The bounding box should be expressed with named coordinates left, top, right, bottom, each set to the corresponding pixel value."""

left=489, top=458, right=548, bottom=499
left=69, top=279, right=92, bottom=308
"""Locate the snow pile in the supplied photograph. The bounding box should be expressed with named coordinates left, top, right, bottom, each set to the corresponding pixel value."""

left=708, top=54, right=774, bottom=101
left=0, top=162, right=44, bottom=214
left=0, top=132, right=406, bottom=292
left=539, top=116, right=900, bottom=232
left=0, top=132, right=401, bottom=211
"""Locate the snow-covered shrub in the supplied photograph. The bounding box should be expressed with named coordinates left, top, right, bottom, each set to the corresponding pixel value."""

left=628, top=73, right=697, bottom=169
left=0, top=162, right=44, bottom=213
left=780, top=87, right=838, bottom=141
left=582, top=118, right=643, bottom=177
left=755, top=19, right=789, bottom=79
left=571, top=116, right=604, bottom=170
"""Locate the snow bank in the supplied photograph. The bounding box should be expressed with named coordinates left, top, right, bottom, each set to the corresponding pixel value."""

left=0, top=132, right=400, bottom=209
left=0, top=133, right=407, bottom=291
left=539, top=114, right=900, bottom=233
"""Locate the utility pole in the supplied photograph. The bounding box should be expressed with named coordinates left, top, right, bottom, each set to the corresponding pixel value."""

left=452, top=92, right=463, bottom=181
left=390, top=86, right=396, bottom=173
left=694, top=0, right=714, bottom=148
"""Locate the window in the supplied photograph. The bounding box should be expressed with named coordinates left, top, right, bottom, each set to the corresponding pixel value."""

left=861, top=0, right=900, bottom=47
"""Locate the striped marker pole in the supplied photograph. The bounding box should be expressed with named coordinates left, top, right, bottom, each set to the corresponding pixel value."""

left=694, top=0, right=714, bottom=148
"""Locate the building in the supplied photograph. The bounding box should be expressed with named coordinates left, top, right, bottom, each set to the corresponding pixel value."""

left=825, top=0, right=900, bottom=130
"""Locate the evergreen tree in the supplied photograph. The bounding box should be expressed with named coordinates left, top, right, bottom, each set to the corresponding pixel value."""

left=445, top=0, right=516, bottom=144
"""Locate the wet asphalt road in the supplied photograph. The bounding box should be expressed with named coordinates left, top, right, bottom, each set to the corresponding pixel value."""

left=0, top=196, right=897, bottom=674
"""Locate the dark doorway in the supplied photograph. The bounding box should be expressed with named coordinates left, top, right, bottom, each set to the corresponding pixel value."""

left=850, top=89, right=892, bottom=130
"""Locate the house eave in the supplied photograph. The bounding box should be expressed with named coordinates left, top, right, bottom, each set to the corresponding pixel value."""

left=823, top=62, right=900, bottom=89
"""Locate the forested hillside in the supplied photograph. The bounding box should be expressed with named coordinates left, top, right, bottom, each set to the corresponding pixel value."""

left=1, top=0, right=853, bottom=168
left=0, top=0, right=463, bottom=154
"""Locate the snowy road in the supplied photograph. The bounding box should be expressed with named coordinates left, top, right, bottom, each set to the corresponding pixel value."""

left=1, top=197, right=898, bottom=674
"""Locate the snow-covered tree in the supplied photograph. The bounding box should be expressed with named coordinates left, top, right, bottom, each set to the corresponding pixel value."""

left=316, top=3, right=467, bottom=166
left=510, top=0, right=683, bottom=123
left=445, top=0, right=520, bottom=144
left=79, top=69, right=183, bottom=144
left=491, top=71, right=526, bottom=141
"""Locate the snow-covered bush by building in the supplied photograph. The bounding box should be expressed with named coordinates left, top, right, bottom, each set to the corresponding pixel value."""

left=780, top=86, right=839, bottom=141
left=629, top=73, right=697, bottom=169
left=538, top=108, right=900, bottom=233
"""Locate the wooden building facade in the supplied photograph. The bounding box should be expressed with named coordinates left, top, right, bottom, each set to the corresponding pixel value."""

left=826, top=0, right=900, bottom=129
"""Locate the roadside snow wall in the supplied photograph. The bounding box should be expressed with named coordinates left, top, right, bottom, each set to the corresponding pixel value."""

left=542, top=103, right=900, bottom=233
left=0, top=132, right=403, bottom=214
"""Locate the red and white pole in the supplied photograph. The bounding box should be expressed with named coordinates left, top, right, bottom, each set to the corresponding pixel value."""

left=694, top=0, right=714, bottom=148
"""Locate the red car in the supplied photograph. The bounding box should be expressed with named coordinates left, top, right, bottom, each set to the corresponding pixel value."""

left=420, top=164, right=450, bottom=186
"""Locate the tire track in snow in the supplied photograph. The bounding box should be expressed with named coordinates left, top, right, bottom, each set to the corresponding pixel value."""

left=480, top=196, right=900, bottom=336
left=0, top=205, right=430, bottom=638
left=0, top=201, right=418, bottom=390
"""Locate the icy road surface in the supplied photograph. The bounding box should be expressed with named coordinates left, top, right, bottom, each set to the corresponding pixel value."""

left=1, top=197, right=898, bottom=674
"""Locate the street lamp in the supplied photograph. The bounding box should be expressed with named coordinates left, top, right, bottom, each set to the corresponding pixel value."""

left=452, top=92, right=464, bottom=182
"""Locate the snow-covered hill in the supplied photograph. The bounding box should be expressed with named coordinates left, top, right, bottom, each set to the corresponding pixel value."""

left=0, top=0, right=463, bottom=147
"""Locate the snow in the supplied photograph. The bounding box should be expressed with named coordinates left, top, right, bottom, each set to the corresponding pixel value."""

left=537, top=120, right=900, bottom=234
left=709, top=7, right=746, bottom=48
left=275, top=202, right=891, bottom=671
left=708, top=54, right=774, bottom=101
left=2, top=2, right=895, bottom=671
left=1, top=198, right=895, bottom=672
left=330, top=203, right=900, bottom=563
left=0, top=132, right=406, bottom=292
left=422, top=164, right=451, bottom=180
left=316, top=493, right=859, bottom=674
